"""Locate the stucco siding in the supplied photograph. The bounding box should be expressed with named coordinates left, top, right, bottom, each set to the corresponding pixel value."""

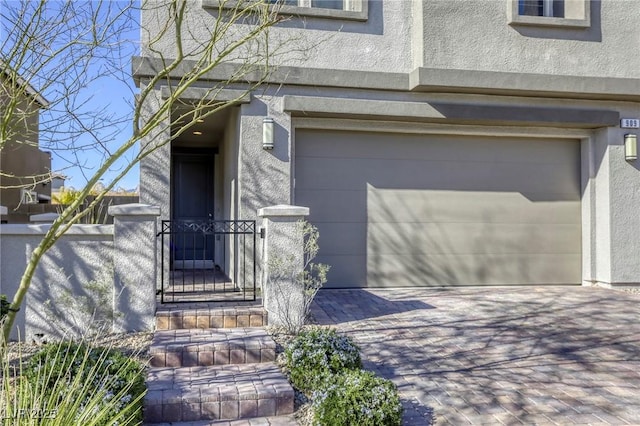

left=419, top=0, right=640, bottom=79
left=141, top=0, right=413, bottom=74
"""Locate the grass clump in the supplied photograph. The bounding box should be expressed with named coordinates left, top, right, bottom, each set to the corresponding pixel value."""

left=311, top=369, right=403, bottom=426
left=2, top=340, right=145, bottom=425
left=284, top=327, right=361, bottom=393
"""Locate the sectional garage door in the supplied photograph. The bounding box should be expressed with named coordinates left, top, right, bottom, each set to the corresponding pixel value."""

left=294, top=129, right=582, bottom=288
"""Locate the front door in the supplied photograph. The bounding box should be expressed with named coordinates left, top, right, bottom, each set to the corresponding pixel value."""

left=172, top=150, right=216, bottom=268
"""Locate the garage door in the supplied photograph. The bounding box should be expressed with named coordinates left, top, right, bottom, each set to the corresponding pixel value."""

left=294, top=129, right=581, bottom=288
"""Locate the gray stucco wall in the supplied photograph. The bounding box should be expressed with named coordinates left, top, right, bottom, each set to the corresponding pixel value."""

left=141, top=0, right=413, bottom=74
left=0, top=206, right=159, bottom=341
left=139, top=86, right=171, bottom=219
left=139, top=1, right=640, bottom=80
left=418, top=0, right=639, bottom=78
left=0, top=225, right=114, bottom=341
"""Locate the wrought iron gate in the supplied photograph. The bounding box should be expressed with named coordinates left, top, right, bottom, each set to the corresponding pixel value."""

left=157, top=220, right=257, bottom=303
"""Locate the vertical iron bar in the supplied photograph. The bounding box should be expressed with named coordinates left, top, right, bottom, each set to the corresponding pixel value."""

left=181, top=225, right=186, bottom=290
left=223, top=229, right=227, bottom=293
left=172, top=223, right=177, bottom=303
left=252, top=222, right=257, bottom=301
left=160, top=222, right=164, bottom=303
left=213, top=227, right=217, bottom=293
left=243, top=232, right=246, bottom=299
left=202, top=230, right=206, bottom=289
left=191, top=226, right=196, bottom=292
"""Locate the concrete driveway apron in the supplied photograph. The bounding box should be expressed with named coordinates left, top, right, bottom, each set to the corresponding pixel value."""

left=310, top=287, right=640, bottom=425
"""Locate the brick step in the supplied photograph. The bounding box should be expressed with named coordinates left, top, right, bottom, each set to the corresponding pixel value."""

left=156, top=306, right=268, bottom=330
left=144, top=363, right=295, bottom=423
left=145, top=415, right=298, bottom=425
left=149, top=328, right=276, bottom=368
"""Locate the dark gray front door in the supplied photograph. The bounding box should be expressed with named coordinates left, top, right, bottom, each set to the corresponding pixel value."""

left=172, top=150, right=216, bottom=266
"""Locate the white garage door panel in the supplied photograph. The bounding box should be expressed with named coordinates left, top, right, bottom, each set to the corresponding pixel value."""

left=295, top=129, right=581, bottom=288
left=368, top=189, right=579, bottom=225
left=295, top=189, right=366, bottom=223
left=296, top=132, right=575, bottom=165
left=297, top=157, right=578, bottom=196
left=310, top=223, right=366, bottom=255
left=367, top=254, right=582, bottom=287
left=368, top=223, right=581, bottom=255
left=319, top=254, right=367, bottom=286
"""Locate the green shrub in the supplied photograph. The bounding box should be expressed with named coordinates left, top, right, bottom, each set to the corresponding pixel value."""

left=284, top=327, right=361, bottom=392
left=312, top=369, right=403, bottom=426
left=12, top=341, right=146, bottom=425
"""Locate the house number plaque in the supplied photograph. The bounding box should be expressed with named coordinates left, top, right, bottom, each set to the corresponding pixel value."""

left=621, top=118, right=640, bottom=128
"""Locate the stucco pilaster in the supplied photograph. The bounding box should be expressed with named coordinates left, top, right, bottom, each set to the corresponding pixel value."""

left=258, top=205, right=309, bottom=329
left=109, top=203, right=160, bottom=332
left=139, top=86, right=171, bottom=221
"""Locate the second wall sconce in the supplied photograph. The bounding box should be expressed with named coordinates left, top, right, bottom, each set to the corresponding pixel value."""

left=625, top=134, right=637, bottom=161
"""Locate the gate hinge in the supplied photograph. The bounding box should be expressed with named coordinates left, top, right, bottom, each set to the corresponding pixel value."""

left=259, top=227, right=266, bottom=239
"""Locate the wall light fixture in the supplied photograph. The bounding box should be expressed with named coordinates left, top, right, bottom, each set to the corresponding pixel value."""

left=625, top=134, right=637, bottom=161
left=263, top=117, right=274, bottom=150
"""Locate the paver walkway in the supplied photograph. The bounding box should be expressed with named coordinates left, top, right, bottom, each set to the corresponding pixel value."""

left=310, top=286, right=640, bottom=425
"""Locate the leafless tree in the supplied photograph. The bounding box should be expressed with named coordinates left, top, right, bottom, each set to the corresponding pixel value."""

left=1, top=0, right=305, bottom=343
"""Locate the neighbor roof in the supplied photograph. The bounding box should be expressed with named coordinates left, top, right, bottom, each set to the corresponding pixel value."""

left=0, top=60, right=49, bottom=108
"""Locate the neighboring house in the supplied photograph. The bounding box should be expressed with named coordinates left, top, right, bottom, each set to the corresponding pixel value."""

left=0, top=66, right=53, bottom=223
left=50, top=173, right=66, bottom=195
left=134, top=0, right=640, bottom=290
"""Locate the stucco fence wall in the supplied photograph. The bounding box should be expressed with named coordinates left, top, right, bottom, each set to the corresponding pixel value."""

left=0, top=203, right=308, bottom=341
left=0, top=204, right=159, bottom=342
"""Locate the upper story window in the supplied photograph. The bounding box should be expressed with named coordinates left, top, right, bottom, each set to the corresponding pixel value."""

left=519, top=0, right=564, bottom=18
left=277, top=0, right=346, bottom=10
left=203, top=0, right=368, bottom=21
left=508, top=0, right=590, bottom=28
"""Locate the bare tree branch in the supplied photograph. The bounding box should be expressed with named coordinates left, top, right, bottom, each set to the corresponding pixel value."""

left=1, top=0, right=305, bottom=342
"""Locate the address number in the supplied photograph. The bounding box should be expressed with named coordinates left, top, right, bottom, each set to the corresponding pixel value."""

left=621, top=118, right=640, bottom=128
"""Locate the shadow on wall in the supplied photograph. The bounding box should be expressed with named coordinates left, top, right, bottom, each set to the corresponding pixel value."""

left=295, top=130, right=581, bottom=288
left=25, top=236, right=116, bottom=341
left=21, top=218, right=157, bottom=341
left=366, top=189, right=580, bottom=287
left=203, top=0, right=384, bottom=36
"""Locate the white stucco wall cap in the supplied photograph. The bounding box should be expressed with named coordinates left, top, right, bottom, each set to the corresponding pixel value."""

left=108, top=203, right=161, bottom=217
left=0, top=205, right=7, bottom=215
left=258, top=205, right=310, bottom=218
left=30, top=213, right=59, bottom=223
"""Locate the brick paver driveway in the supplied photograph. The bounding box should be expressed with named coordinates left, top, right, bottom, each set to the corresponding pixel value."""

left=310, top=287, right=640, bottom=425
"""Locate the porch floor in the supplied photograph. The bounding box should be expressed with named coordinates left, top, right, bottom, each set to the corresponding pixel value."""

left=159, top=269, right=257, bottom=303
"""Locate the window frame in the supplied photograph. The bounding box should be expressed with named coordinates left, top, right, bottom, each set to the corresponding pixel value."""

left=508, top=0, right=590, bottom=28
left=202, top=0, right=368, bottom=22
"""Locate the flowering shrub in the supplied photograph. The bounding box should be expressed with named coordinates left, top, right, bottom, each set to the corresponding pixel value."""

left=20, top=341, right=145, bottom=425
left=284, top=327, right=361, bottom=392
left=312, top=369, right=403, bottom=426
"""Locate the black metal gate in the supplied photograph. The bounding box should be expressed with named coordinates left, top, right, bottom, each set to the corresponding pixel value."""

left=157, top=220, right=257, bottom=303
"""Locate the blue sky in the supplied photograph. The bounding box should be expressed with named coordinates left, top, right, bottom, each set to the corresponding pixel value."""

left=48, top=4, right=142, bottom=192
left=1, top=1, right=142, bottom=192
left=50, top=63, right=141, bottom=192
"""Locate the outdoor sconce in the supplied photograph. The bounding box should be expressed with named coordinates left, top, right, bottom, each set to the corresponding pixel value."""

left=263, top=117, right=274, bottom=150
left=625, top=134, right=637, bottom=161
